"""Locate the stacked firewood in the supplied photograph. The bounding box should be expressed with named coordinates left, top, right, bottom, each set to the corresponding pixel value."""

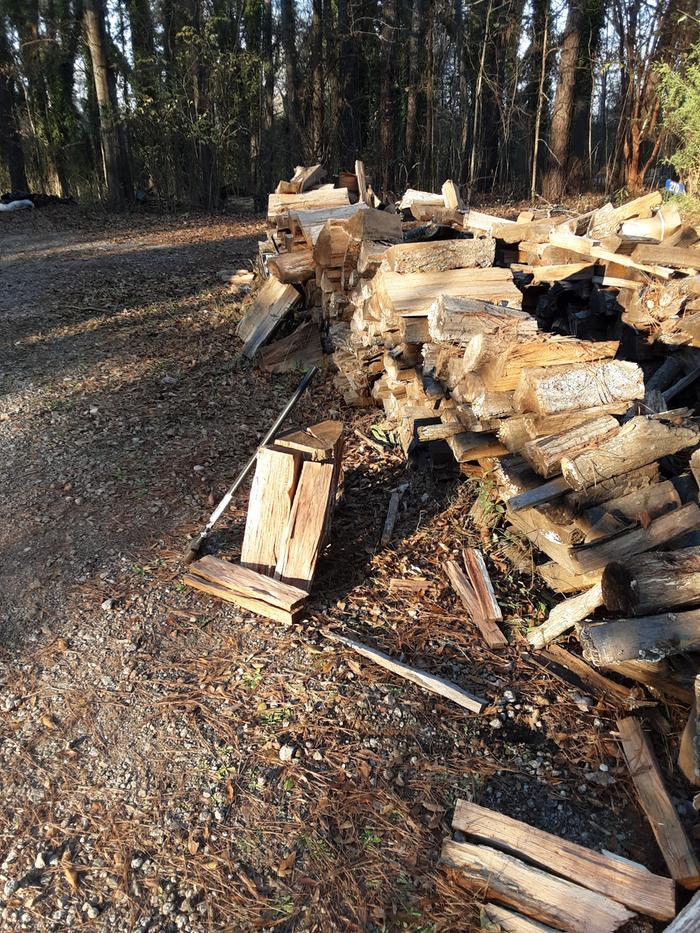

left=239, top=164, right=700, bottom=730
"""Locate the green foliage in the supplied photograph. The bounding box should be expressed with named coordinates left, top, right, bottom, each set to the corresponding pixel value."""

left=658, top=44, right=700, bottom=194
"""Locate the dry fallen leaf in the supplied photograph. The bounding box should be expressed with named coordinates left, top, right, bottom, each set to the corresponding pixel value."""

left=224, top=778, right=234, bottom=803
left=277, top=851, right=296, bottom=876
left=60, top=852, right=79, bottom=892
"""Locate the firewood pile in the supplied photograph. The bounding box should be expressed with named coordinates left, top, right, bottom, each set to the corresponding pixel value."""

left=223, top=163, right=700, bottom=926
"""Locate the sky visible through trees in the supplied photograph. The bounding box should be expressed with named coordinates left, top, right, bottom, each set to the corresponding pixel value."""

left=0, top=0, right=698, bottom=209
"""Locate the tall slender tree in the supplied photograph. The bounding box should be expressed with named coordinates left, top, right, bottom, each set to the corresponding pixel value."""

left=0, top=18, right=27, bottom=191
left=84, top=0, right=130, bottom=206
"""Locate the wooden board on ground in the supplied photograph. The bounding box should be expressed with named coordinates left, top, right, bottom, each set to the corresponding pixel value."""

left=451, top=798, right=675, bottom=920
left=236, top=278, right=301, bottom=358
left=445, top=551, right=507, bottom=649
left=184, top=556, right=308, bottom=624
left=616, top=716, right=700, bottom=889
left=327, top=631, right=485, bottom=712
left=441, top=839, right=635, bottom=931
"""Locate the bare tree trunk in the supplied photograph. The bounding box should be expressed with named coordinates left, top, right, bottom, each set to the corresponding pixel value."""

left=336, top=0, right=356, bottom=169
left=404, top=0, right=424, bottom=182
left=467, top=0, right=492, bottom=201
left=0, top=22, right=28, bottom=192
left=378, top=0, right=398, bottom=193
left=424, top=0, right=435, bottom=191
left=311, top=0, right=323, bottom=158
left=569, top=0, right=605, bottom=190
left=530, top=8, right=548, bottom=202
left=541, top=0, right=584, bottom=201
left=280, top=0, right=301, bottom=173
left=262, top=0, right=274, bottom=191
left=84, top=0, right=128, bottom=208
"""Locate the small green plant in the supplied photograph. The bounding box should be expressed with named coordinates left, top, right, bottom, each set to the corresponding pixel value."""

left=658, top=43, right=700, bottom=194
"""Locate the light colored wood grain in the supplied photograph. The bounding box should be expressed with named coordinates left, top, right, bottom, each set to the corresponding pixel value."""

left=275, top=459, right=335, bottom=591
left=441, top=839, right=635, bottom=931
left=452, top=799, right=675, bottom=920
left=527, top=583, right=603, bottom=649
left=616, top=716, right=700, bottom=889
left=327, top=632, right=486, bottom=712
left=240, top=446, right=301, bottom=576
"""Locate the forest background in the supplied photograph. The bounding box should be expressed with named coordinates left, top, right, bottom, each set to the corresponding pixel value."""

left=0, top=0, right=699, bottom=211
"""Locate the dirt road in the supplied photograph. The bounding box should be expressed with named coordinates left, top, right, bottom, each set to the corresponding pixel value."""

left=0, top=208, right=664, bottom=931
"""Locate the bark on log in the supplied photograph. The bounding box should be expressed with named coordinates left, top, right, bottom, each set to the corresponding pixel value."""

left=385, top=237, right=495, bottom=274
left=514, top=360, right=644, bottom=415
left=602, top=546, right=700, bottom=615
left=561, top=417, right=698, bottom=491
left=580, top=607, right=700, bottom=666
left=522, top=416, right=620, bottom=479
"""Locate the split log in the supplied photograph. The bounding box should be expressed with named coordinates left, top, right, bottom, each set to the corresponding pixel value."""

left=290, top=202, right=366, bottom=246
left=184, top=556, right=307, bottom=624
left=561, top=416, right=698, bottom=490
left=236, top=278, right=301, bottom=358
left=588, top=191, right=662, bottom=238
left=602, top=546, right=700, bottom=615
left=385, top=237, right=496, bottom=274
left=445, top=551, right=507, bottom=649
left=563, top=462, right=660, bottom=511
left=664, top=890, right=700, bottom=932
left=541, top=643, right=638, bottom=708
left=570, top=502, right=700, bottom=573
left=344, top=206, right=403, bottom=242
left=581, top=480, right=681, bottom=540
left=678, top=675, right=700, bottom=786
left=267, top=249, right=315, bottom=283
left=241, top=446, right=301, bottom=575
left=267, top=186, right=349, bottom=224
left=513, top=360, right=644, bottom=415
left=259, top=321, right=323, bottom=374
left=274, top=459, right=336, bottom=591
left=375, top=267, right=523, bottom=316
left=442, top=179, right=465, bottom=211
left=527, top=583, right=603, bottom=649
left=274, top=419, right=343, bottom=463
left=633, top=243, right=700, bottom=269
left=580, top=606, right=700, bottom=666
left=616, top=716, right=700, bottom=889
left=441, top=840, right=635, bottom=932
left=480, top=338, right=619, bottom=393
left=427, top=295, right=534, bottom=344
left=521, top=416, right=620, bottom=479
left=620, top=202, right=682, bottom=241
left=481, top=904, right=557, bottom=932
left=448, top=432, right=508, bottom=462
left=464, top=209, right=517, bottom=234
left=692, top=449, right=700, bottom=489
left=451, top=799, right=675, bottom=920
left=326, top=632, right=485, bottom=712
left=538, top=562, right=603, bottom=594
left=398, top=188, right=444, bottom=211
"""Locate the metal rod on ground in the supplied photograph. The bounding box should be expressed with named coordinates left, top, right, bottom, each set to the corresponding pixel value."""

left=183, top=366, right=319, bottom=565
